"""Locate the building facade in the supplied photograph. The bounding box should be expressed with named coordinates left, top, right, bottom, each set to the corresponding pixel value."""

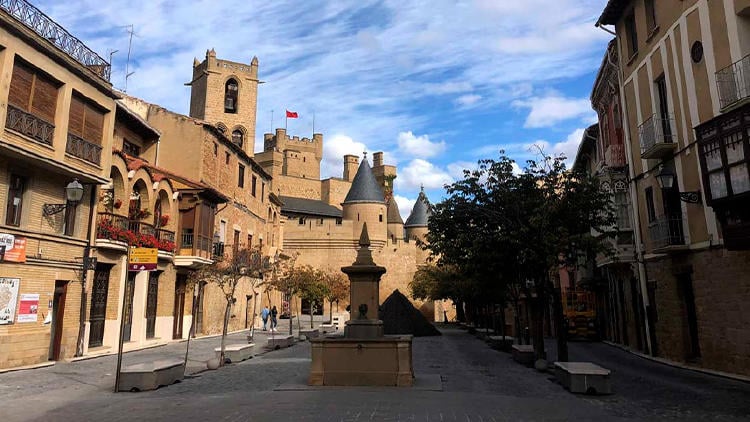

left=0, top=0, right=116, bottom=369
left=597, top=0, right=750, bottom=375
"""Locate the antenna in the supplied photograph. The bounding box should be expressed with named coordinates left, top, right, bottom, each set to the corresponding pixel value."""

left=123, top=25, right=137, bottom=92
left=107, top=49, right=119, bottom=66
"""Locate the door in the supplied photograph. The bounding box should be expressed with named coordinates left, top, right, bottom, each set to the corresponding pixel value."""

left=146, top=272, right=159, bottom=339
left=173, top=274, right=186, bottom=339
left=678, top=273, right=701, bottom=360
left=123, top=273, right=135, bottom=342
left=194, top=282, right=205, bottom=336
left=88, top=266, right=110, bottom=348
left=50, top=281, right=68, bottom=360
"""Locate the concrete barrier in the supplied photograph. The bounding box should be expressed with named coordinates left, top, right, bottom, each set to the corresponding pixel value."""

left=118, top=359, right=184, bottom=392
left=554, top=361, right=612, bottom=394
left=266, top=335, right=295, bottom=349
left=215, top=343, right=255, bottom=363
left=511, top=344, right=535, bottom=366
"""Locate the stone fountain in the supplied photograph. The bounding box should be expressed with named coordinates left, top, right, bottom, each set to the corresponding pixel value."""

left=308, top=223, right=414, bottom=386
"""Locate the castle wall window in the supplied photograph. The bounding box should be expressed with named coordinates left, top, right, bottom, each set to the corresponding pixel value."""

left=224, top=79, right=238, bottom=113
left=251, top=175, right=257, bottom=197
left=232, top=129, right=243, bottom=148
left=238, top=164, right=245, bottom=188
left=298, top=217, right=305, bottom=225
left=225, top=152, right=230, bottom=165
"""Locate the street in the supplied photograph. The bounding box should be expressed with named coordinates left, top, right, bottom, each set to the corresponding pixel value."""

left=1, top=325, right=749, bottom=421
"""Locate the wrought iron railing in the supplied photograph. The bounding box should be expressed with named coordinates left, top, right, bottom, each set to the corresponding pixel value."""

left=5, top=104, right=54, bottom=145
left=638, top=114, right=675, bottom=155
left=716, top=54, right=750, bottom=109
left=212, top=242, right=225, bottom=260
left=129, top=220, right=155, bottom=237
left=0, top=0, right=110, bottom=80
left=95, top=212, right=129, bottom=241
left=648, top=215, right=685, bottom=250
left=157, top=228, right=175, bottom=244
left=181, top=231, right=194, bottom=248
left=66, top=133, right=102, bottom=165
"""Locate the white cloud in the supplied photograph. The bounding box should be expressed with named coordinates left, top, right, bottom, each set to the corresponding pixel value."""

left=525, top=128, right=586, bottom=168
left=321, top=134, right=368, bottom=179
left=397, top=159, right=453, bottom=190
left=446, top=161, right=477, bottom=180
left=512, top=96, right=595, bottom=128
left=397, top=131, right=447, bottom=159
left=393, top=194, right=416, bottom=222
left=456, top=94, right=482, bottom=107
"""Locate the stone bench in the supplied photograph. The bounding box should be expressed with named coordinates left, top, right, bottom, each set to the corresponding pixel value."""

left=554, top=362, right=612, bottom=395
left=299, top=328, right=320, bottom=340
left=266, top=335, right=295, bottom=349
left=215, top=343, right=254, bottom=363
left=487, top=335, right=514, bottom=352
left=319, top=324, right=337, bottom=333
left=118, top=359, right=184, bottom=392
left=511, top=344, right=535, bottom=366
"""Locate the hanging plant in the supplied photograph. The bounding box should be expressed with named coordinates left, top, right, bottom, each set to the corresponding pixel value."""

left=159, top=214, right=170, bottom=227
left=113, top=199, right=122, bottom=209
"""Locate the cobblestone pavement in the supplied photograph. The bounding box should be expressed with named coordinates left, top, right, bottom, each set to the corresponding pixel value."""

left=2, top=325, right=749, bottom=421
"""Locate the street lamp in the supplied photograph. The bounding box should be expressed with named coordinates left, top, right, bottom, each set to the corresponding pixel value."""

left=42, top=179, right=85, bottom=216
left=656, top=166, right=701, bottom=203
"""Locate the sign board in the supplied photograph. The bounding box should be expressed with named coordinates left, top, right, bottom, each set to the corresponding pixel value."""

left=0, top=234, right=26, bottom=263
left=128, top=247, right=157, bottom=271
left=0, top=278, right=20, bottom=324
left=17, top=293, right=39, bottom=323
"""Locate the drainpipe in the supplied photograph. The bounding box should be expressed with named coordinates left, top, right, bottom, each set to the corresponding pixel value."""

left=154, top=139, right=161, bottom=167
left=75, top=184, right=97, bottom=357
left=596, top=23, right=656, bottom=356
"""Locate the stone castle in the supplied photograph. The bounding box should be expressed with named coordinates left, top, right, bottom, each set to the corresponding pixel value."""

left=189, top=49, right=450, bottom=321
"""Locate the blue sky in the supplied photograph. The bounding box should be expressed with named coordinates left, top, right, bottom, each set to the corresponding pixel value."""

left=37, top=0, right=611, bottom=218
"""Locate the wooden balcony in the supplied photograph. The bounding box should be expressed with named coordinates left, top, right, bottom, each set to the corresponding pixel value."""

left=639, top=114, right=677, bottom=159
left=175, top=232, right=214, bottom=268
left=66, top=133, right=102, bottom=165
left=95, top=212, right=176, bottom=253
left=5, top=104, right=54, bottom=145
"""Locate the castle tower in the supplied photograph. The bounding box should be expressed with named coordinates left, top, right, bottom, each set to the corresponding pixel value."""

left=188, top=49, right=259, bottom=154
left=371, top=151, right=397, bottom=197
left=255, top=128, right=323, bottom=182
left=404, top=187, right=431, bottom=244
left=342, top=157, right=387, bottom=246
left=386, top=197, right=404, bottom=242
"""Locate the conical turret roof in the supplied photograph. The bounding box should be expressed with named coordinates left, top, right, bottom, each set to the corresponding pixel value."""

left=343, top=158, right=385, bottom=204
left=386, top=197, right=404, bottom=224
left=404, top=188, right=431, bottom=228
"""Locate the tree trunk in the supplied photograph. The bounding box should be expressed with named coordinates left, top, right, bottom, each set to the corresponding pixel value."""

left=310, top=301, right=314, bottom=329
left=552, top=286, right=568, bottom=362
left=220, top=300, right=231, bottom=366
left=531, top=291, right=546, bottom=361
left=249, top=286, right=259, bottom=340
left=456, top=300, right=466, bottom=323
left=329, top=300, right=333, bottom=324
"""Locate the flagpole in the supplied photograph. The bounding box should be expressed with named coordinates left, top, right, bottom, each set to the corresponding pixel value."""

left=285, top=112, right=288, bottom=131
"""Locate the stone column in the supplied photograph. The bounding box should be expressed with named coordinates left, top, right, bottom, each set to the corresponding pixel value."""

left=342, top=223, right=386, bottom=339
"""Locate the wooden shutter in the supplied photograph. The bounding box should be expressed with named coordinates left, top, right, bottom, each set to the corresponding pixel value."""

left=68, top=96, right=85, bottom=137
left=30, top=73, right=58, bottom=123
left=9, top=62, right=33, bottom=109
left=83, top=104, right=104, bottom=145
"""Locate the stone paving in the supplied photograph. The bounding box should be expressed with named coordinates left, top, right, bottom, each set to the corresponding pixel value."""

left=1, top=325, right=750, bottom=421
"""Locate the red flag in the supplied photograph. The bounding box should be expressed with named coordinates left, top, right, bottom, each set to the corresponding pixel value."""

left=286, top=110, right=298, bottom=118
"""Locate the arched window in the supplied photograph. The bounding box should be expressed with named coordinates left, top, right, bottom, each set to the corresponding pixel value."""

left=232, top=129, right=243, bottom=148
left=224, top=79, right=238, bottom=113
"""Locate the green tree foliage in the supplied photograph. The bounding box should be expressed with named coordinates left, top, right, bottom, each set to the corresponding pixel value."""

left=322, top=269, right=349, bottom=323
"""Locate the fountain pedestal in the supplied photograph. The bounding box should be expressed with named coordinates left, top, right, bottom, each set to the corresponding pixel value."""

left=308, top=224, right=414, bottom=386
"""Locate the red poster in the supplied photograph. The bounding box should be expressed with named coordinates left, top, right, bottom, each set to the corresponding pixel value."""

left=0, top=234, right=26, bottom=263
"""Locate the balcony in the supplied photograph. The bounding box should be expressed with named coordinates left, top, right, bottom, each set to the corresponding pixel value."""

left=716, top=54, right=750, bottom=110
left=648, top=215, right=687, bottom=252
left=212, top=242, right=225, bottom=260
left=639, top=114, right=677, bottom=159
left=95, top=212, right=176, bottom=253
left=66, top=133, right=102, bottom=165
left=0, top=0, right=111, bottom=80
left=5, top=104, right=54, bottom=145
left=604, top=144, right=627, bottom=168
left=175, top=231, right=214, bottom=268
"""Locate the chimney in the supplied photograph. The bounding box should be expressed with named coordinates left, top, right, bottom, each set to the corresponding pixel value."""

left=373, top=152, right=384, bottom=167
left=343, top=155, right=359, bottom=181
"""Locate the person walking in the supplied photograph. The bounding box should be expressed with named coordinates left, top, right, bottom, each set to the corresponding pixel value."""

left=270, top=305, right=278, bottom=332
left=261, top=306, right=270, bottom=331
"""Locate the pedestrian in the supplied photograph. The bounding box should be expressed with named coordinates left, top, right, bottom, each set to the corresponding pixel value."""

left=271, top=305, right=278, bottom=331
left=261, top=306, right=270, bottom=331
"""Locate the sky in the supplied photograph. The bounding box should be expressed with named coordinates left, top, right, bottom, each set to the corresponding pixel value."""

left=37, top=0, right=611, bottom=219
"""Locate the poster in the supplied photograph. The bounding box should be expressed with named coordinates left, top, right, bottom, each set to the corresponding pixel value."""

left=0, top=233, right=26, bottom=263
left=0, top=277, right=20, bottom=325
left=17, top=293, right=39, bottom=323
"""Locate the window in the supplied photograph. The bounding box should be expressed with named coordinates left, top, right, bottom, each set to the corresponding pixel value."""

left=69, top=94, right=104, bottom=145
left=699, top=124, right=750, bottom=201
left=624, top=12, right=638, bottom=57
left=379, top=214, right=383, bottom=222
left=233, top=230, right=240, bottom=256
left=238, top=164, right=245, bottom=188
left=614, top=191, right=631, bottom=229
left=251, top=175, right=257, bottom=197
left=645, top=187, right=656, bottom=223
left=122, top=140, right=140, bottom=156
left=645, top=0, right=657, bottom=32
left=335, top=218, right=342, bottom=225
left=298, top=217, right=305, bottom=225
left=225, top=152, right=230, bottom=165
left=232, top=130, right=243, bottom=148
left=655, top=75, right=673, bottom=141
left=261, top=183, right=265, bottom=202
left=6, top=174, right=26, bottom=226
left=213, top=143, right=218, bottom=156
left=225, top=79, right=238, bottom=113
left=8, top=60, right=59, bottom=124
left=247, top=234, right=253, bottom=247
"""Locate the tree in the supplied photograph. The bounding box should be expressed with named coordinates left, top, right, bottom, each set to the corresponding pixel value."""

left=188, top=245, right=265, bottom=366
left=424, top=151, right=616, bottom=361
left=296, top=266, right=328, bottom=329
left=322, top=268, right=349, bottom=324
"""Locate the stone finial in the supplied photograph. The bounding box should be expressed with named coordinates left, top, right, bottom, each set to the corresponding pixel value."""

left=354, top=223, right=375, bottom=266
left=251, top=56, right=259, bottom=65
left=207, top=48, right=217, bottom=58
left=193, top=57, right=200, bottom=67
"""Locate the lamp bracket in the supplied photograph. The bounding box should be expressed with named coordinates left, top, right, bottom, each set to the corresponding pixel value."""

left=42, top=203, right=67, bottom=216
left=679, top=191, right=701, bottom=204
